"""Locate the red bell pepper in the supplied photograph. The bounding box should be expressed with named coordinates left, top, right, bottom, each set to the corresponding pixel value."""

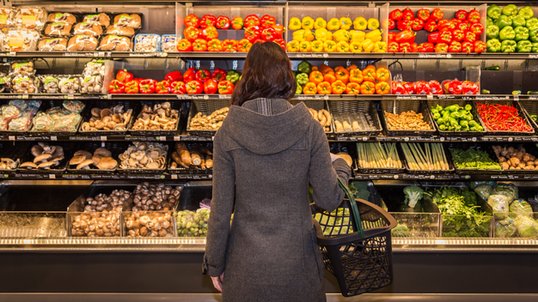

left=177, top=39, right=192, bottom=51
left=397, top=19, right=412, bottom=31
left=218, top=80, right=234, bottom=94
left=186, top=80, right=203, bottom=94
left=399, top=42, right=413, bottom=53
left=139, top=79, right=156, bottom=94
left=444, top=79, right=463, bottom=94
left=260, top=14, right=276, bottom=28
left=395, top=30, right=415, bottom=44
left=244, top=26, right=261, bottom=42
left=403, top=81, right=415, bottom=94
left=428, top=32, right=439, bottom=44
left=116, top=69, right=133, bottom=83
left=200, top=14, right=217, bottom=29
left=183, top=68, right=197, bottom=82
left=439, top=30, right=453, bottom=44
left=232, top=16, right=243, bottom=30
left=464, top=31, right=477, bottom=43
left=388, top=19, right=395, bottom=30
left=216, top=16, right=231, bottom=29
left=448, top=41, right=462, bottom=53
left=244, top=14, right=260, bottom=28
left=474, top=41, right=486, bottom=53
left=401, top=8, right=414, bottom=21
left=389, top=9, right=403, bottom=21
left=411, top=19, right=424, bottom=31
left=467, top=9, right=481, bottom=24
left=431, top=8, right=444, bottom=21
left=424, top=19, right=437, bottom=32
left=184, top=14, right=200, bottom=28
left=416, top=9, right=430, bottom=22
left=462, top=41, right=474, bottom=53
left=470, top=23, right=484, bottom=35
left=156, top=80, right=171, bottom=94
left=207, top=39, right=222, bottom=52
left=455, top=10, right=468, bottom=21
left=222, top=39, right=238, bottom=52
left=108, top=80, right=125, bottom=94
left=391, top=81, right=406, bottom=94
left=272, top=39, right=285, bottom=50
left=417, top=42, right=434, bottom=52
left=192, top=39, right=208, bottom=51
left=461, top=80, right=479, bottom=95
left=261, top=27, right=279, bottom=41
left=388, top=32, right=396, bottom=43
left=211, top=68, right=227, bottom=82
left=195, top=69, right=211, bottom=82
left=201, top=26, right=219, bottom=40
left=414, top=81, right=431, bottom=94
left=164, top=71, right=182, bottom=82
left=203, top=79, right=218, bottom=94
left=183, top=26, right=201, bottom=42
left=170, top=81, right=186, bottom=94
left=236, top=38, right=253, bottom=52
left=388, top=42, right=399, bottom=52
left=435, top=43, right=448, bottom=53
left=125, top=80, right=139, bottom=94
left=428, top=80, right=443, bottom=95
left=457, top=22, right=470, bottom=32
left=452, top=29, right=464, bottom=42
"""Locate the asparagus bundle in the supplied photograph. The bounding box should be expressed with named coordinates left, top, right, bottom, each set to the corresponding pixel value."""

left=357, top=142, right=403, bottom=169
left=401, top=143, right=449, bottom=171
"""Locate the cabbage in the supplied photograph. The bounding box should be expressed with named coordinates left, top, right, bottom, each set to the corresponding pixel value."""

left=492, top=184, right=518, bottom=201
left=488, top=194, right=511, bottom=219
left=509, top=199, right=533, bottom=218
left=495, top=218, right=517, bottom=238
left=514, top=216, right=538, bottom=238
left=473, top=183, right=494, bottom=201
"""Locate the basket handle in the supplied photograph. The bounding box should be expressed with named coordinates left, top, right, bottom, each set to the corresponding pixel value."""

left=338, top=178, right=364, bottom=238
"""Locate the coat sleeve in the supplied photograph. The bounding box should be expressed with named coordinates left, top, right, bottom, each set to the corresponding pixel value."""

left=308, top=124, right=346, bottom=212
left=204, top=133, right=235, bottom=276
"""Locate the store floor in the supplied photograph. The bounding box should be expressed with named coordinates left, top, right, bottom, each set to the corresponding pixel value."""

left=1, top=293, right=538, bottom=302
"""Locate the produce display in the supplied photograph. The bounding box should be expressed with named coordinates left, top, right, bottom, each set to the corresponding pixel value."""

left=384, top=110, right=432, bottom=131
left=306, top=108, right=332, bottom=132
left=450, top=146, right=501, bottom=170
left=401, top=143, right=450, bottom=171
left=0, top=212, right=66, bottom=238
left=118, top=142, right=168, bottom=170
left=286, top=15, right=385, bottom=53
left=0, top=100, right=40, bottom=131
left=295, top=62, right=390, bottom=95
left=486, top=5, right=538, bottom=53
left=492, top=145, right=538, bottom=171
left=175, top=207, right=210, bottom=237
left=333, top=112, right=376, bottom=132
left=356, top=142, right=403, bottom=169
left=80, top=105, right=133, bottom=132
left=132, top=183, right=181, bottom=212
left=30, top=102, right=83, bottom=133
left=388, top=8, right=486, bottom=53
left=476, top=103, right=533, bottom=133
left=131, top=102, right=178, bottom=131
left=68, top=147, right=118, bottom=171
left=189, top=107, right=229, bottom=131
left=19, top=143, right=64, bottom=170
left=170, top=143, right=213, bottom=170
left=125, top=211, right=175, bottom=237
left=178, top=13, right=285, bottom=52
left=392, top=79, right=479, bottom=95
left=430, top=103, right=484, bottom=132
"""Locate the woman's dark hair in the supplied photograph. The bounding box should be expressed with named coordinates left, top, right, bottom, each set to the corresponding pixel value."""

left=231, top=42, right=296, bottom=106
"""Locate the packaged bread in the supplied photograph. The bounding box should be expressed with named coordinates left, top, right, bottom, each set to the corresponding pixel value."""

left=4, top=29, right=40, bottom=52
left=134, top=34, right=161, bottom=52
left=82, top=13, right=110, bottom=27
left=105, top=25, right=135, bottom=37
left=67, top=35, right=98, bottom=52
left=47, top=12, right=76, bottom=24
left=44, top=22, right=72, bottom=37
left=38, top=37, right=68, bottom=51
left=11, top=61, right=35, bottom=76
left=0, top=8, right=12, bottom=29
left=161, top=34, right=177, bottom=52
left=73, top=22, right=103, bottom=36
left=98, top=35, right=132, bottom=51
left=13, top=7, right=47, bottom=30
left=113, top=13, right=141, bottom=29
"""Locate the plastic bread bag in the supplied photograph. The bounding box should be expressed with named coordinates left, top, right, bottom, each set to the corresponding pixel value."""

left=39, top=75, right=61, bottom=93
left=44, top=22, right=73, bottom=37
left=98, top=35, right=132, bottom=51
left=161, top=34, right=177, bottom=52
left=13, top=7, right=48, bottom=30
left=82, top=13, right=110, bottom=27
left=8, top=109, right=35, bottom=131
left=4, top=29, right=40, bottom=52
left=134, top=34, right=161, bottom=52
left=10, top=61, right=35, bottom=76
left=67, top=35, right=98, bottom=52
left=105, top=25, right=135, bottom=37
left=37, top=37, right=68, bottom=52
left=10, top=75, right=39, bottom=94
left=58, top=75, right=81, bottom=94
left=0, top=74, right=8, bottom=93
left=113, top=13, right=142, bottom=29
left=0, top=8, right=12, bottom=29
left=73, top=22, right=103, bottom=37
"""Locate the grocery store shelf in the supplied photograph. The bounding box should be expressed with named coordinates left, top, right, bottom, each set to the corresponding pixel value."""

left=353, top=172, right=538, bottom=181
left=0, top=170, right=211, bottom=181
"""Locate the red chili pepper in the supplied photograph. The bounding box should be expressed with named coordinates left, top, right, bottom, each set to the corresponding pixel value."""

left=186, top=80, right=203, bottom=94
left=164, top=71, right=182, bottom=82
left=108, top=79, right=125, bottom=94
left=139, top=79, right=156, bottom=94
left=477, top=103, right=532, bottom=132
left=156, top=80, right=171, bottom=94
left=170, top=81, right=186, bottom=94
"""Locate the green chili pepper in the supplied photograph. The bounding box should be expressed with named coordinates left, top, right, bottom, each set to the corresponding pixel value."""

left=500, top=26, right=516, bottom=40
left=501, top=39, right=517, bottom=52
left=517, top=40, right=532, bottom=52
left=496, top=15, right=512, bottom=29
left=484, top=65, right=500, bottom=71
left=295, top=72, right=309, bottom=85
left=518, top=6, right=535, bottom=20
left=514, top=26, right=530, bottom=41
left=486, top=24, right=500, bottom=39
left=487, top=4, right=502, bottom=20
left=297, top=61, right=312, bottom=74
left=502, top=4, right=519, bottom=17
left=487, top=38, right=502, bottom=52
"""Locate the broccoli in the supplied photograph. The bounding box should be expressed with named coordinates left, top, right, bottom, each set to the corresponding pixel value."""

left=403, top=186, right=424, bottom=211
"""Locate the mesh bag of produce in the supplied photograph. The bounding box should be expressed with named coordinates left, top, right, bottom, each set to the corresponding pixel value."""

left=312, top=179, right=397, bottom=296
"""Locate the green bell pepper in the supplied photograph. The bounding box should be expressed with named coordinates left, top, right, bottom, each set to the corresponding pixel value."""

left=487, top=4, right=502, bottom=20
left=501, top=39, right=517, bottom=52
left=295, top=82, right=302, bottom=94
left=531, top=28, right=538, bottom=42
left=297, top=60, right=312, bottom=74
left=295, top=72, right=309, bottom=85
left=487, top=38, right=502, bottom=52
left=512, top=15, right=527, bottom=27
left=486, top=17, right=495, bottom=27
left=527, top=17, right=538, bottom=31
left=517, top=40, right=532, bottom=52
left=502, top=4, right=519, bottom=17
left=500, top=26, right=516, bottom=40
left=226, top=70, right=241, bottom=84
left=496, top=15, right=512, bottom=29
left=518, top=6, right=535, bottom=19
left=486, top=25, right=500, bottom=39
left=532, top=42, right=538, bottom=52
left=515, top=26, right=530, bottom=41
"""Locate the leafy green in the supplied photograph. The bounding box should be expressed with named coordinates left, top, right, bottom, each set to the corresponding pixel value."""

left=403, top=186, right=424, bottom=210
left=450, top=147, right=502, bottom=170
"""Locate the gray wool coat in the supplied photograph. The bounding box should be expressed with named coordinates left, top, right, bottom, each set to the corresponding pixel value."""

left=204, top=98, right=349, bottom=302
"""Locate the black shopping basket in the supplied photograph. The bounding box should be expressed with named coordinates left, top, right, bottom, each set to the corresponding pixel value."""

left=312, top=179, right=397, bottom=297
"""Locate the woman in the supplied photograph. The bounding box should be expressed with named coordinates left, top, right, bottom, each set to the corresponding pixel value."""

left=204, top=42, right=351, bottom=302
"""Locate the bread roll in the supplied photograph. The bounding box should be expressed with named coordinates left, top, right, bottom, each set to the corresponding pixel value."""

left=0, top=8, right=12, bottom=28
left=98, top=35, right=132, bottom=51
left=38, top=37, right=68, bottom=51
left=67, top=35, right=98, bottom=51
left=83, top=13, right=110, bottom=27
left=44, top=22, right=72, bottom=37
left=73, top=22, right=103, bottom=36
left=106, top=25, right=135, bottom=37
left=47, top=12, right=77, bottom=24
left=113, top=13, right=142, bottom=28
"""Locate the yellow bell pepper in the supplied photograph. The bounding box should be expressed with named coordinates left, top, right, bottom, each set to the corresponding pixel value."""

left=350, top=30, right=365, bottom=42
left=327, top=17, right=340, bottom=31
left=292, top=29, right=305, bottom=41
left=339, top=17, right=352, bottom=30
left=299, top=41, right=312, bottom=52
left=286, top=40, right=300, bottom=52
left=311, top=40, right=324, bottom=52
left=288, top=17, right=302, bottom=31
left=367, top=18, right=380, bottom=30
left=349, top=41, right=362, bottom=53
left=373, top=41, right=387, bottom=53
left=302, top=16, right=314, bottom=30
left=335, top=41, right=350, bottom=52
left=323, top=40, right=337, bottom=52
left=333, top=29, right=350, bottom=42
left=361, top=39, right=374, bottom=53
left=314, top=17, right=327, bottom=29
left=315, top=28, right=331, bottom=41
left=304, top=29, right=315, bottom=41
left=365, top=29, right=382, bottom=42
left=353, top=16, right=367, bottom=30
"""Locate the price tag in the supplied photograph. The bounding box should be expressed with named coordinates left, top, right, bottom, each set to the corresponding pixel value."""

left=173, top=136, right=181, bottom=141
left=8, top=52, right=16, bottom=56
left=171, top=174, right=178, bottom=180
left=439, top=137, right=445, bottom=142
left=529, top=54, right=538, bottom=59
left=49, top=174, right=56, bottom=179
left=65, top=94, right=75, bottom=100
left=203, top=95, right=209, bottom=100
left=100, top=136, right=107, bottom=141
left=8, top=136, right=15, bottom=141
left=362, top=137, right=368, bottom=141
left=50, top=136, right=57, bottom=141
left=508, top=137, right=514, bottom=142
left=157, top=136, right=166, bottom=141
left=21, top=94, right=29, bottom=99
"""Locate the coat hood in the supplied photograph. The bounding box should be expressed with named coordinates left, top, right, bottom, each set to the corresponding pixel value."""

left=221, top=98, right=312, bottom=155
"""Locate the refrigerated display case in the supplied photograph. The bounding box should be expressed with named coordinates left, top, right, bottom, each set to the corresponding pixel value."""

left=1, top=0, right=538, bottom=299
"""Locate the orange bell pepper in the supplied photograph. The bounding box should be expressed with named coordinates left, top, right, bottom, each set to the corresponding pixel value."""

left=376, top=67, right=390, bottom=82
left=317, top=81, right=332, bottom=94
left=362, top=68, right=376, bottom=82
left=319, top=64, right=334, bottom=75
left=331, top=80, right=346, bottom=94
left=349, top=68, right=363, bottom=84
left=363, top=65, right=376, bottom=72
left=323, top=73, right=336, bottom=83
left=347, top=64, right=358, bottom=71
left=346, top=82, right=361, bottom=94
left=375, top=81, right=390, bottom=94
left=334, top=66, right=347, bottom=73
left=335, top=68, right=349, bottom=84
left=309, top=71, right=324, bottom=85
left=303, top=82, right=317, bottom=94
left=360, top=81, right=375, bottom=94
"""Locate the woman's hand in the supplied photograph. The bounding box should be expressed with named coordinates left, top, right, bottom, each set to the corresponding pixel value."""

left=210, top=273, right=224, bottom=292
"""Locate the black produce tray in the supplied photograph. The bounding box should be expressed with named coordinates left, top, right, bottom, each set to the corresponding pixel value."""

left=175, top=184, right=212, bottom=211
left=290, top=99, right=333, bottom=133
left=354, top=142, right=406, bottom=174
left=490, top=143, right=538, bottom=174
left=328, top=100, right=382, bottom=136
left=380, top=99, right=436, bottom=136
left=168, top=142, right=213, bottom=175
left=128, top=101, right=182, bottom=136
left=447, top=143, right=502, bottom=174
left=78, top=101, right=136, bottom=135
left=427, top=99, right=487, bottom=136
left=475, top=100, right=535, bottom=135
left=28, top=101, right=85, bottom=136
left=65, top=142, right=125, bottom=174
left=0, top=142, right=24, bottom=172
left=67, top=184, right=137, bottom=212
left=116, top=142, right=170, bottom=174
left=400, top=142, right=454, bottom=174
left=517, top=100, right=538, bottom=132
left=16, top=142, right=75, bottom=174
left=186, top=99, right=229, bottom=137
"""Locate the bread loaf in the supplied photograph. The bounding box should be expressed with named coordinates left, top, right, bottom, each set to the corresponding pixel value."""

left=47, top=12, right=76, bottom=24
left=73, top=22, right=103, bottom=36
left=98, top=35, right=132, bottom=51
left=113, top=13, right=141, bottom=28
left=67, top=35, right=98, bottom=51
left=82, top=13, right=110, bottom=27
left=44, top=22, right=72, bottom=37
left=38, top=37, right=67, bottom=51
left=106, top=25, right=135, bottom=37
